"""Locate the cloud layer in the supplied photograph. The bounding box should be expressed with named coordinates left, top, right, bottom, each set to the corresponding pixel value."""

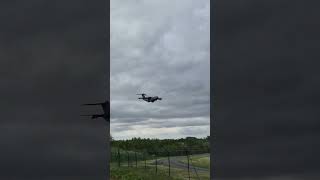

left=110, top=0, right=210, bottom=140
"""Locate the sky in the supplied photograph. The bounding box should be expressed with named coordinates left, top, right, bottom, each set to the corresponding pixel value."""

left=110, top=0, right=210, bottom=140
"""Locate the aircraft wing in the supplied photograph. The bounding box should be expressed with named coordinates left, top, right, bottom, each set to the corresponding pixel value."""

left=82, top=101, right=108, bottom=112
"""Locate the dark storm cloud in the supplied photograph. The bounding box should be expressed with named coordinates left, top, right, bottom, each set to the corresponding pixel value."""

left=1, top=0, right=108, bottom=179
left=214, top=0, right=320, bottom=179
left=111, top=0, right=210, bottom=139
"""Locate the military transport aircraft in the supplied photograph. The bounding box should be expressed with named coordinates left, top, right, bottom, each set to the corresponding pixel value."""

left=136, top=93, right=162, bottom=103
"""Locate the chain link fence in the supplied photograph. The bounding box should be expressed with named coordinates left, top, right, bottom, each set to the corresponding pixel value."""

left=111, top=148, right=210, bottom=180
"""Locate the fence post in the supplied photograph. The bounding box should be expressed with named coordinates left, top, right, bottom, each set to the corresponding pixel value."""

left=135, top=151, right=137, bottom=167
left=187, top=150, right=190, bottom=180
left=168, top=151, right=171, bottom=176
left=118, top=148, right=120, bottom=167
left=127, top=151, right=130, bottom=167
left=155, top=153, right=158, bottom=174
left=144, top=152, right=147, bottom=169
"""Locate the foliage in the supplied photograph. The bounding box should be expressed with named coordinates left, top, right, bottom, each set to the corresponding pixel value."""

left=111, top=136, right=210, bottom=157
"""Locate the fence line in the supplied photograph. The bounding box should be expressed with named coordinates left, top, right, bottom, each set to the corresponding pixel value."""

left=111, top=148, right=210, bottom=179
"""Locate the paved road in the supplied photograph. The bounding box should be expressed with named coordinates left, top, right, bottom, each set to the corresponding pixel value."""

left=151, top=155, right=209, bottom=173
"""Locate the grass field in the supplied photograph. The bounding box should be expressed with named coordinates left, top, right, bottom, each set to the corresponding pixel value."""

left=180, top=153, right=210, bottom=169
left=110, top=154, right=210, bottom=180
left=155, top=165, right=210, bottom=180
left=110, top=163, right=179, bottom=180
left=110, top=164, right=209, bottom=180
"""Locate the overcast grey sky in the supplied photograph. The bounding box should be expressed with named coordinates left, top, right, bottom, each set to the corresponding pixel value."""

left=110, top=0, right=210, bottom=140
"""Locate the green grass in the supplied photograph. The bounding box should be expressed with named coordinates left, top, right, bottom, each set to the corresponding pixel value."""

left=110, top=163, right=180, bottom=180
left=111, top=155, right=210, bottom=180
left=155, top=165, right=210, bottom=180
left=156, top=154, right=210, bottom=179
left=180, top=154, right=210, bottom=169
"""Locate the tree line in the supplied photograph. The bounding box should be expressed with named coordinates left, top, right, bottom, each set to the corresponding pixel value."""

left=111, top=136, right=210, bottom=156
